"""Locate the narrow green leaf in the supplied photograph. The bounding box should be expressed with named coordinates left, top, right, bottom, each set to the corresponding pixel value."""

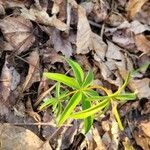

left=67, top=59, right=84, bottom=85
left=71, top=99, right=109, bottom=119
left=87, top=95, right=111, bottom=101
left=82, top=99, right=93, bottom=134
left=82, top=70, right=93, bottom=87
left=39, top=98, right=56, bottom=110
left=56, top=82, right=60, bottom=97
left=57, top=92, right=82, bottom=126
left=116, top=93, right=136, bottom=101
left=84, top=89, right=99, bottom=97
left=55, top=102, right=62, bottom=117
left=44, top=72, right=80, bottom=89
left=115, top=73, right=131, bottom=95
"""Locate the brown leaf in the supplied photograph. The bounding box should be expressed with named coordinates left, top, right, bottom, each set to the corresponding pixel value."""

left=76, top=5, right=91, bottom=54
left=0, top=124, right=52, bottom=150
left=22, top=51, right=40, bottom=92
left=0, top=56, right=12, bottom=102
left=21, top=7, right=68, bottom=31
left=135, top=34, right=150, bottom=55
left=51, top=29, right=73, bottom=57
left=76, top=6, right=107, bottom=56
left=93, top=127, right=106, bottom=150
left=129, top=78, right=150, bottom=99
left=134, top=127, right=150, bottom=150
left=0, top=16, right=35, bottom=54
left=126, top=0, right=148, bottom=18
left=140, top=121, right=150, bottom=137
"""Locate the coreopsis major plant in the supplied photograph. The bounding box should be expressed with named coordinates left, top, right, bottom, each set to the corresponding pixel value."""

left=39, top=59, right=136, bottom=134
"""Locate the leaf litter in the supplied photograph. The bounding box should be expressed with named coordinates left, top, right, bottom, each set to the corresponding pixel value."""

left=0, top=0, right=150, bottom=149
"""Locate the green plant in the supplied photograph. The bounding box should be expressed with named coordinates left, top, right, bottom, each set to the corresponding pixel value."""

left=39, top=59, right=136, bottom=133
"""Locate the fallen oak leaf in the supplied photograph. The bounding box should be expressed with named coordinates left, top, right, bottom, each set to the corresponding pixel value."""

left=76, top=5, right=91, bottom=54
left=0, top=55, right=12, bottom=102
left=135, top=34, right=150, bottom=56
left=0, top=16, right=35, bottom=55
left=0, top=124, right=52, bottom=150
left=126, top=0, right=148, bottom=18
left=22, top=50, right=40, bottom=92
left=76, top=5, right=107, bottom=57
left=21, top=6, right=68, bottom=31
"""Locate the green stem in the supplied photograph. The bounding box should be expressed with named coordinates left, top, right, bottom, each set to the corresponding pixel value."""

left=112, top=104, right=124, bottom=131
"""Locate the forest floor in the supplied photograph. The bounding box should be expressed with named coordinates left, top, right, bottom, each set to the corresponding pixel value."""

left=0, top=0, right=150, bottom=150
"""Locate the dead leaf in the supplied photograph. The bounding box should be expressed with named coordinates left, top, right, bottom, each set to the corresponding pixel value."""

left=130, top=20, right=150, bottom=34
left=134, top=129, right=150, bottom=150
left=123, top=137, right=135, bottom=150
left=22, top=51, right=40, bottom=92
left=21, top=7, right=68, bottom=31
left=93, top=127, right=106, bottom=150
left=0, top=3, right=5, bottom=15
left=135, top=34, right=150, bottom=55
left=0, top=55, right=12, bottom=102
left=140, top=121, right=150, bottom=137
left=51, top=29, right=73, bottom=57
left=76, top=5, right=91, bottom=54
left=92, top=0, right=109, bottom=22
left=126, top=0, right=148, bottom=18
left=129, top=78, right=150, bottom=99
left=0, top=124, right=52, bottom=150
left=0, top=16, right=35, bottom=54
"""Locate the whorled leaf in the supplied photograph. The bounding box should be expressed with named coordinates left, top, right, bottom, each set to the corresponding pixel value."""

left=67, top=59, right=84, bottom=85
left=82, top=70, right=93, bottom=87
left=57, top=92, right=82, bottom=126
left=116, top=93, right=136, bottom=101
left=71, top=99, right=109, bottom=119
left=82, top=95, right=93, bottom=134
left=44, top=72, right=80, bottom=89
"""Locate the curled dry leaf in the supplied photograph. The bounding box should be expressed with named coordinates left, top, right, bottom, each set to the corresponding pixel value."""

left=129, top=78, right=150, bottom=99
left=22, top=51, right=40, bottom=92
left=134, top=121, right=150, bottom=150
left=0, top=124, right=52, bottom=150
left=51, top=29, right=73, bottom=57
left=0, top=16, right=35, bottom=54
left=0, top=2, right=5, bottom=16
left=140, top=121, right=150, bottom=137
left=135, top=34, right=150, bottom=55
left=21, top=7, right=68, bottom=31
left=126, top=0, right=148, bottom=18
left=76, top=5, right=107, bottom=56
left=93, top=127, right=106, bottom=150
left=0, top=56, right=12, bottom=102
left=76, top=5, right=91, bottom=54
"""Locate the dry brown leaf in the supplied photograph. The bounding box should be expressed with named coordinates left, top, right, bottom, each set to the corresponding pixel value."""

left=134, top=129, right=150, bottom=150
left=76, top=5, right=91, bottom=54
left=51, top=29, right=73, bottom=57
left=76, top=4, right=107, bottom=56
left=129, top=78, right=150, bottom=99
left=94, top=40, right=128, bottom=88
left=126, top=0, right=148, bottom=18
left=0, top=124, right=52, bottom=150
left=22, top=51, right=40, bottom=92
left=140, top=121, right=150, bottom=137
left=135, top=34, right=150, bottom=55
left=21, top=7, right=68, bottom=31
left=123, top=137, right=135, bottom=150
left=0, top=55, right=12, bottom=102
left=0, top=2, right=5, bottom=15
left=93, top=127, right=106, bottom=150
left=0, top=16, right=35, bottom=54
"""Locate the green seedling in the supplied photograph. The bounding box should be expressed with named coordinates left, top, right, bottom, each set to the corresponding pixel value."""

left=39, top=59, right=136, bottom=133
